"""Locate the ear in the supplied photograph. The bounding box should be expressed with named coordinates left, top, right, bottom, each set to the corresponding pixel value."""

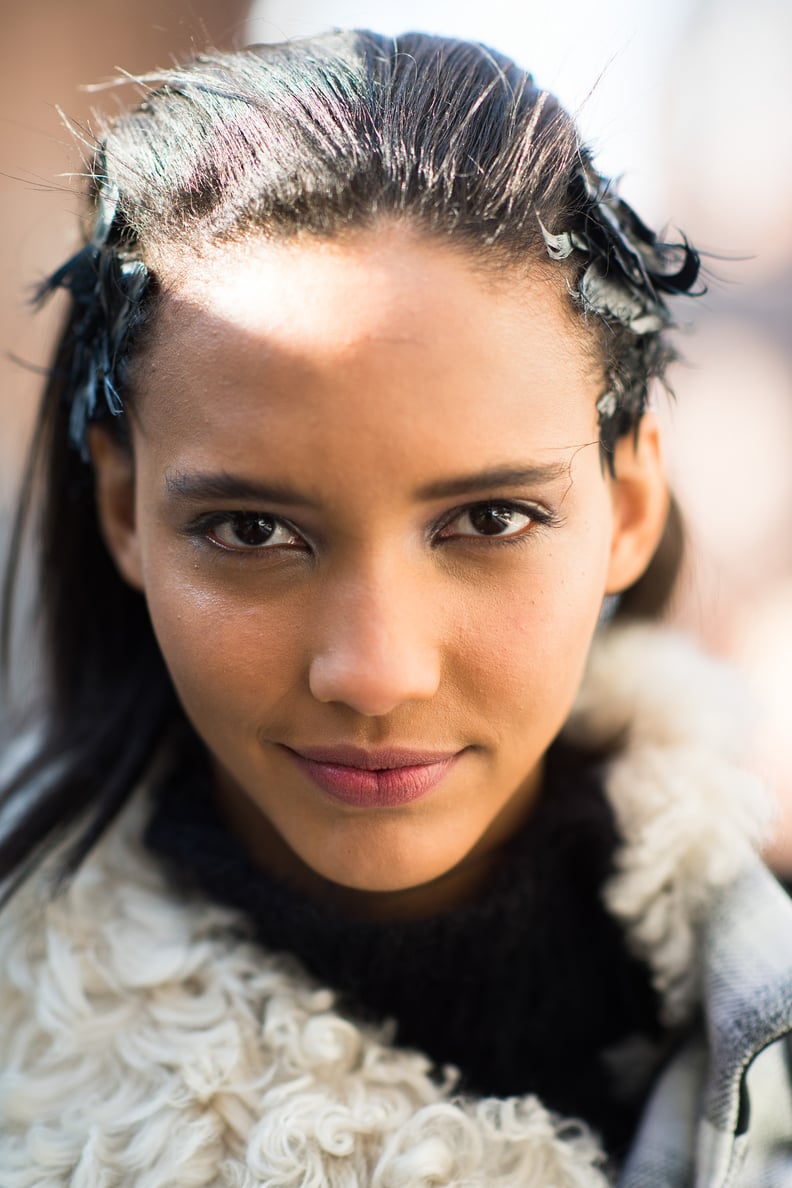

left=88, top=427, right=145, bottom=591
left=605, top=413, right=670, bottom=595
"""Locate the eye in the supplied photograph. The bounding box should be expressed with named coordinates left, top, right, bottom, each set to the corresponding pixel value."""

left=437, top=501, right=541, bottom=541
left=206, top=512, right=305, bottom=551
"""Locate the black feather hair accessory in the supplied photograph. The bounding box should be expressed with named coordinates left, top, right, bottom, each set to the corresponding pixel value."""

left=540, top=160, right=701, bottom=333
left=36, top=184, right=150, bottom=459
left=539, top=159, right=703, bottom=455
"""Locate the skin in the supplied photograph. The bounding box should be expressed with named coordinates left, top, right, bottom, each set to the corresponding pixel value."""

left=92, top=223, right=668, bottom=920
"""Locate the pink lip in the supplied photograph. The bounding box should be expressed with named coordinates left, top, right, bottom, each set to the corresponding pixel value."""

left=280, top=744, right=463, bottom=808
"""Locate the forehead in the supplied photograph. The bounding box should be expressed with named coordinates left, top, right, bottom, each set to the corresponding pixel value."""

left=131, top=225, right=601, bottom=471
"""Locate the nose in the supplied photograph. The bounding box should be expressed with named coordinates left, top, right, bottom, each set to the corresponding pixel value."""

left=308, top=564, right=442, bottom=717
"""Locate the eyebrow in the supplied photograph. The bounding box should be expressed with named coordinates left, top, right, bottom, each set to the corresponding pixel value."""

left=164, top=470, right=322, bottom=508
left=413, top=462, right=569, bottom=500
left=164, top=461, right=569, bottom=507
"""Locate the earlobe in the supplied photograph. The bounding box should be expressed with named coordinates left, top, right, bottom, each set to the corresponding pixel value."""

left=88, top=427, right=145, bottom=591
left=605, top=414, right=670, bottom=595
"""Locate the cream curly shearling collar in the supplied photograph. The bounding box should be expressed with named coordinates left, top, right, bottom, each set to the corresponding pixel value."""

left=0, top=625, right=774, bottom=1187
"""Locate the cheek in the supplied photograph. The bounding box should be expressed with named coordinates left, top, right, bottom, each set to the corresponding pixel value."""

left=451, top=533, right=611, bottom=725
left=456, top=593, right=597, bottom=705
left=142, top=563, right=305, bottom=731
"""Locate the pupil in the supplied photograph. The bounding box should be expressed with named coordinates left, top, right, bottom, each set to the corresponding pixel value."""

left=233, top=514, right=275, bottom=546
left=470, top=505, right=513, bottom=535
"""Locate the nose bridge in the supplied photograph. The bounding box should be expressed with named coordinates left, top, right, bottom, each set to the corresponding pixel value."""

left=308, top=548, right=441, bottom=716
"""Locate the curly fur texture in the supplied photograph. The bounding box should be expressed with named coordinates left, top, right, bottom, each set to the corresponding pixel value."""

left=0, top=809, right=608, bottom=1187
left=0, top=625, right=774, bottom=1185
left=566, top=624, right=775, bottom=1025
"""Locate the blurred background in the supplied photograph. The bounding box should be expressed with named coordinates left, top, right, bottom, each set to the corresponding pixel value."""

left=2, top=0, right=791, bottom=863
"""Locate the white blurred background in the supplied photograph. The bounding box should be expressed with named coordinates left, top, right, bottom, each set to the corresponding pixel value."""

left=2, top=0, right=791, bottom=863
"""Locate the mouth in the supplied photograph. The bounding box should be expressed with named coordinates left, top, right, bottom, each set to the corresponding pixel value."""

left=278, top=743, right=464, bottom=808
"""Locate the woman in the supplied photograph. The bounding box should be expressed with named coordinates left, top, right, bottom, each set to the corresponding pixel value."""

left=1, top=30, right=790, bottom=1186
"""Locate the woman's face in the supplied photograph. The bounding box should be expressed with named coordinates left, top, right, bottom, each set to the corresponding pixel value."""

left=94, top=224, right=665, bottom=915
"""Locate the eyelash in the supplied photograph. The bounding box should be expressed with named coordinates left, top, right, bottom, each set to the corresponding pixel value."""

left=184, top=500, right=559, bottom=556
left=434, top=501, right=557, bottom=545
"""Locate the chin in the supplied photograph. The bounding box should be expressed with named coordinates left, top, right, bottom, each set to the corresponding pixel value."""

left=311, top=851, right=453, bottom=894
left=327, top=865, right=439, bottom=894
left=295, top=824, right=487, bottom=913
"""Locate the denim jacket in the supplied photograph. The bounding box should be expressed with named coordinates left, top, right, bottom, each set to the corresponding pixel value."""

left=622, top=856, right=792, bottom=1187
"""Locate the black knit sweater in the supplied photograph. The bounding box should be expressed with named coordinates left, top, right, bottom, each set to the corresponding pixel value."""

left=145, top=740, right=666, bottom=1157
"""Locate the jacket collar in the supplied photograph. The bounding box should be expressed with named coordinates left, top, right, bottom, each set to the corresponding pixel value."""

left=567, top=622, right=776, bottom=1026
left=573, top=626, right=792, bottom=1186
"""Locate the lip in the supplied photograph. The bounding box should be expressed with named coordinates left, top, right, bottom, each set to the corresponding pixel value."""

left=279, top=743, right=463, bottom=808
